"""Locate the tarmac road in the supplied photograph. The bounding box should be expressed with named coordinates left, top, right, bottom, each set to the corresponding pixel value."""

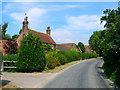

left=43, top=58, right=114, bottom=88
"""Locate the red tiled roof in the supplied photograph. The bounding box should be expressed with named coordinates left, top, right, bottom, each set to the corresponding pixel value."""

left=29, top=30, right=56, bottom=45
left=56, top=43, right=76, bottom=51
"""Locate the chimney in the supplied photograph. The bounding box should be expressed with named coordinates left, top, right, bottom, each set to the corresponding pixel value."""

left=46, top=26, right=51, bottom=36
left=22, top=16, right=29, bottom=36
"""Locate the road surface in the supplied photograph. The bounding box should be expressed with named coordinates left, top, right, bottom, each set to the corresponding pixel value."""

left=43, top=58, right=113, bottom=88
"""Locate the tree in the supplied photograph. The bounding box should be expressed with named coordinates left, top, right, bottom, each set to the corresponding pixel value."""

left=3, top=39, right=18, bottom=55
left=2, top=23, right=8, bottom=39
left=78, top=42, right=85, bottom=53
left=16, top=32, right=45, bottom=72
left=12, top=34, right=19, bottom=39
left=90, top=8, right=120, bottom=86
left=89, top=30, right=104, bottom=56
left=4, top=34, right=11, bottom=40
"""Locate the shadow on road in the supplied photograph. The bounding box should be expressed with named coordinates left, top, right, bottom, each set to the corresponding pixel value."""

left=2, top=80, right=11, bottom=87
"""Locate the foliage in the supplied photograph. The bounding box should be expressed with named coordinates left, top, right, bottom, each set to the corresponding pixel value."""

left=45, top=51, right=67, bottom=69
left=42, top=43, right=52, bottom=51
left=89, top=31, right=104, bottom=56
left=19, top=29, right=22, bottom=34
left=16, top=33, right=45, bottom=72
left=55, top=53, right=67, bottom=65
left=4, top=34, right=11, bottom=40
left=2, top=23, right=8, bottom=38
left=90, top=8, right=120, bottom=86
left=78, top=42, right=85, bottom=53
left=3, top=39, right=18, bottom=55
left=3, top=54, right=18, bottom=61
left=58, top=50, right=80, bottom=63
left=12, top=34, right=19, bottom=39
left=81, top=52, right=99, bottom=60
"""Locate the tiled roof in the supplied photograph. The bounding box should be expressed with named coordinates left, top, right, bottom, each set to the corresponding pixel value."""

left=29, top=29, right=56, bottom=45
left=56, top=43, right=76, bottom=51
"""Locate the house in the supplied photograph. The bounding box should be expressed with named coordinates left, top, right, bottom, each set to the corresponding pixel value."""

left=17, top=16, right=56, bottom=48
left=0, top=40, right=7, bottom=55
left=56, top=43, right=80, bottom=52
left=85, top=45, right=95, bottom=53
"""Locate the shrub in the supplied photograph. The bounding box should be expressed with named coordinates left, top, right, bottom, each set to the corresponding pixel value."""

left=55, top=53, right=67, bottom=65
left=16, top=33, right=45, bottom=72
left=46, top=56, right=58, bottom=69
left=58, top=50, right=80, bottom=63
left=46, top=51, right=60, bottom=69
left=3, top=54, right=18, bottom=61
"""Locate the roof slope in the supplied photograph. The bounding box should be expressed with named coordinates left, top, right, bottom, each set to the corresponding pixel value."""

left=29, top=30, right=56, bottom=45
left=56, top=43, right=76, bottom=51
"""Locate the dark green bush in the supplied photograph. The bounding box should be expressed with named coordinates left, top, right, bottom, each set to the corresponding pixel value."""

left=16, top=33, right=45, bottom=72
left=3, top=54, right=18, bottom=61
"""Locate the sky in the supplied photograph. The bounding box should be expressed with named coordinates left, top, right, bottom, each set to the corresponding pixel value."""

left=1, top=1, right=119, bottom=45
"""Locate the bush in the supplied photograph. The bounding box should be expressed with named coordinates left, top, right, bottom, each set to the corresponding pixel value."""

left=81, top=52, right=98, bottom=60
left=55, top=53, right=67, bottom=65
left=45, top=51, right=67, bottom=69
left=46, top=56, right=59, bottom=69
left=58, top=50, right=80, bottom=63
left=16, top=33, right=45, bottom=72
left=3, top=54, right=18, bottom=61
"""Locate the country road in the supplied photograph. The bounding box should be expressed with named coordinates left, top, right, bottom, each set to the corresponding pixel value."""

left=43, top=58, right=114, bottom=88
left=2, top=58, right=116, bottom=88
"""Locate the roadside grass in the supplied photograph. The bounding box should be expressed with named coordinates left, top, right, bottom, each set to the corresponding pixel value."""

left=41, top=57, right=100, bottom=73
left=2, top=82, right=22, bottom=90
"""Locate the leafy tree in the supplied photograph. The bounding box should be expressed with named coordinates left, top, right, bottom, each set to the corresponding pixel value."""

left=89, top=31, right=104, bottom=56
left=78, top=42, right=85, bottom=53
left=3, top=39, right=18, bottom=55
left=90, top=8, right=120, bottom=86
left=2, top=23, right=8, bottom=39
left=12, top=34, right=19, bottom=39
left=4, top=34, right=11, bottom=40
left=16, top=32, right=45, bottom=72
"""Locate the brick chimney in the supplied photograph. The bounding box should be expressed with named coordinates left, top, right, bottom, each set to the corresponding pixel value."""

left=46, top=26, right=51, bottom=36
left=22, top=16, right=28, bottom=36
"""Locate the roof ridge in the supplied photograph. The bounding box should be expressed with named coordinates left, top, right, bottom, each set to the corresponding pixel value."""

left=29, top=29, right=49, bottom=36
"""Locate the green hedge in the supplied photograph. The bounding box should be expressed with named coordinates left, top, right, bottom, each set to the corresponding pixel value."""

left=58, top=50, right=80, bottom=63
left=45, top=51, right=67, bottom=69
left=3, top=54, right=19, bottom=61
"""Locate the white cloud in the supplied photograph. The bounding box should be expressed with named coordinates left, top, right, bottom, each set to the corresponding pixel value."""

left=52, top=15, right=105, bottom=45
left=10, top=8, right=47, bottom=28
left=63, top=15, right=105, bottom=30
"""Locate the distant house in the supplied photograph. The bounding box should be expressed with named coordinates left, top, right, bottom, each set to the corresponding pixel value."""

left=17, top=16, right=56, bottom=48
left=56, top=43, right=80, bottom=52
left=85, top=45, right=95, bottom=53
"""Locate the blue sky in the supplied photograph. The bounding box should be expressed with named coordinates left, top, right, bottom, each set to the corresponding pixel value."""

left=2, top=1, right=118, bottom=45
